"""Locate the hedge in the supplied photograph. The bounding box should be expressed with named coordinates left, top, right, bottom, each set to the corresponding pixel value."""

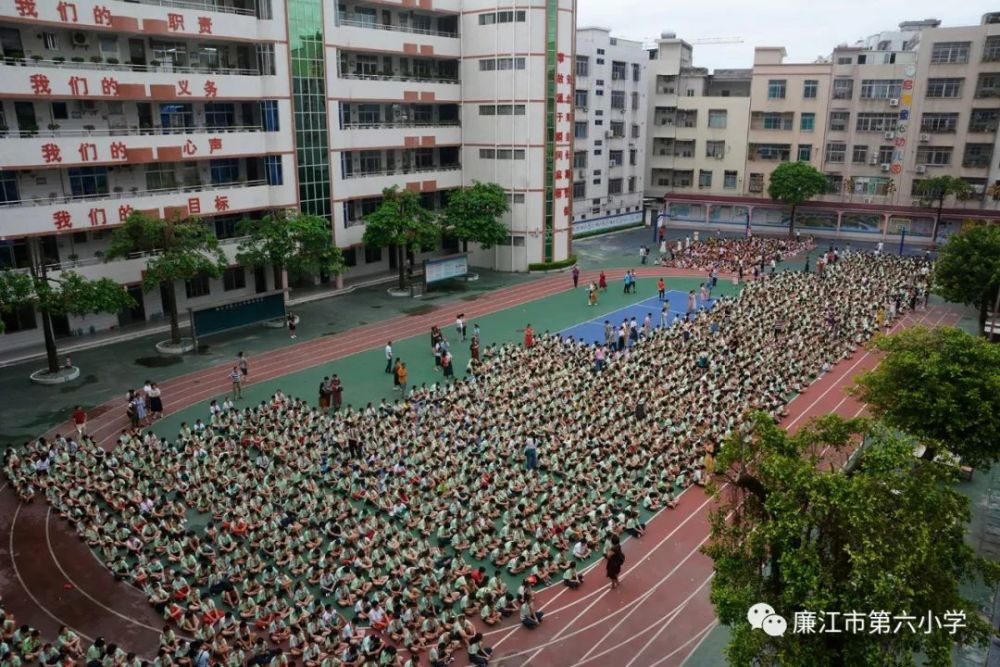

left=528, top=255, right=578, bottom=271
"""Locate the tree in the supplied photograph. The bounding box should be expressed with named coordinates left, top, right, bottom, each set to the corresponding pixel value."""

left=236, top=212, right=345, bottom=295
left=767, top=161, right=828, bottom=238
left=916, top=176, right=972, bottom=243
left=705, top=413, right=997, bottom=667
left=852, top=326, right=1000, bottom=467
left=442, top=181, right=510, bottom=253
left=0, top=258, right=134, bottom=374
left=106, top=212, right=227, bottom=344
left=932, top=222, right=1000, bottom=334
left=362, top=186, right=441, bottom=290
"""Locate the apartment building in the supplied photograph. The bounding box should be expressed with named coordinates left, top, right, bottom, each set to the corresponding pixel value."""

left=645, top=33, right=751, bottom=223
left=570, top=27, right=646, bottom=235
left=658, top=14, right=1000, bottom=241
left=0, top=0, right=297, bottom=350
left=0, top=0, right=576, bottom=350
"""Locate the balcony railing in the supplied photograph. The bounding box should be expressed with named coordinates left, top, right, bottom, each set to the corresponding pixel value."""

left=0, top=179, right=268, bottom=209
left=343, top=164, right=460, bottom=179
left=129, top=0, right=257, bottom=16
left=962, top=158, right=992, bottom=168
left=341, top=120, right=460, bottom=130
left=26, top=235, right=250, bottom=273
left=975, top=89, right=1000, bottom=99
left=4, top=125, right=263, bottom=139
left=336, top=15, right=458, bottom=39
left=339, top=72, right=459, bottom=84
left=9, top=57, right=259, bottom=77
left=969, top=124, right=999, bottom=133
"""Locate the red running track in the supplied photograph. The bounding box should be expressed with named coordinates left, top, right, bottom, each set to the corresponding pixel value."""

left=0, top=267, right=964, bottom=667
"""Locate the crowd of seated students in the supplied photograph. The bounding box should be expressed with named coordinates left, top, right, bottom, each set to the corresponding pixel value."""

left=3, top=248, right=931, bottom=666
left=661, top=236, right=814, bottom=274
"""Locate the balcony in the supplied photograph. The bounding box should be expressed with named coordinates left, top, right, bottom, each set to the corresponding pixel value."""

left=130, top=0, right=261, bottom=16
left=335, top=164, right=461, bottom=199
left=330, top=123, right=461, bottom=151
left=336, top=13, right=458, bottom=38
left=14, top=56, right=259, bottom=77
left=962, top=157, right=992, bottom=169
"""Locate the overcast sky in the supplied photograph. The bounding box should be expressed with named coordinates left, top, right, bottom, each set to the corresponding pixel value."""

left=577, top=0, right=995, bottom=70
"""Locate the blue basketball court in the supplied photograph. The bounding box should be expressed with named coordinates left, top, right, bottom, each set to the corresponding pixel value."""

left=559, top=290, right=716, bottom=345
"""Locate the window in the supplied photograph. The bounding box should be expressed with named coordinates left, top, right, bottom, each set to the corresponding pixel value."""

left=609, top=121, right=624, bottom=137
left=632, top=63, right=640, bottom=82
left=837, top=56, right=853, bottom=65
left=849, top=176, right=892, bottom=196
left=829, top=111, right=849, bottom=132
left=414, top=148, right=434, bottom=168
left=575, top=56, right=589, bottom=77
left=748, top=173, right=764, bottom=193
left=985, top=36, right=1000, bottom=63
left=145, top=163, right=177, bottom=190
left=51, top=102, right=69, bottom=120
left=767, top=79, right=786, bottom=99
left=264, top=155, right=283, bottom=186
left=260, top=100, right=279, bottom=132
left=855, top=113, right=897, bottom=133
left=611, top=61, right=626, bottom=80
left=797, top=144, right=812, bottom=161
left=609, top=150, right=623, bottom=165
left=223, top=266, right=246, bottom=291
left=705, top=140, right=725, bottom=159
left=573, top=181, right=585, bottom=198
left=1, top=304, right=36, bottom=333
left=631, top=124, right=640, bottom=139
left=832, top=78, right=854, bottom=100
left=478, top=10, right=526, bottom=24
left=824, top=142, right=846, bottom=163
left=98, top=35, right=117, bottom=57
left=610, top=91, right=625, bottom=109
left=760, top=112, right=792, bottom=130
left=204, top=102, right=235, bottom=129
left=962, top=143, right=993, bottom=168
left=185, top=274, right=211, bottom=299
left=930, top=41, right=970, bottom=64
left=860, top=79, right=902, bottom=99
left=707, top=109, right=727, bottom=129
left=631, top=92, right=639, bottom=110
left=925, top=78, right=964, bottom=98
left=628, top=176, right=636, bottom=193
left=573, top=121, right=587, bottom=139
left=507, top=192, right=525, bottom=205
left=0, top=172, right=19, bottom=203
left=919, top=112, right=959, bottom=133
left=851, top=145, right=868, bottom=164
left=629, top=149, right=637, bottom=165
left=68, top=167, right=109, bottom=197
left=975, top=73, right=1000, bottom=98
left=800, top=112, right=815, bottom=131
left=915, top=147, right=953, bottom=166
left=42, top=32, right=58, bottom=51
left=877, top=145, right=894, bottom=164
left=698, top=170, right=712, bottom=188
left=478, top=148, right=525, bottom=159
left=970, top=109, right=1000, bottom=133
left=359, top=150, right=381, bottom=173
left=573, top=151, right=587, bottom=168
left=803, top=79, right=818, bottom=98
left=723, top=170, right=737, bottom=189
left=479, top=57, right=526, bottom=71
left=364, top=245, right=382, bottom=263
left=478, top=104, right=525, bottom=115
left=608, top=178, right=623, bottom=195
left=575, top=90, right=588, bottom=108
left=210, top=159, right=240, bottom=184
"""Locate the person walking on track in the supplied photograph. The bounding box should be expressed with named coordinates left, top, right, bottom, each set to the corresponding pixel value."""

left=572, top=265, right=580, bottom=288
left=606, top=536, right=625, bottom=589
left=384, top=341, right=393, bottom=373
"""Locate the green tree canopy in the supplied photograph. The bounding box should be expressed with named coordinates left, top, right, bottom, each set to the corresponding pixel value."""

left=106, top=212, right=227, bottom=343
left=362, top=186, right=441, bottom=290
left=236, top=212, right=345, bottom=291
left=442, top=181, right=510, bottom=252
left=852, top=326, right=1000, bottom=467
left=916, top=176, right=972, bottom=242
left=932, top=222, right=1000, bottom=333
left=706, top=413, right=997, bottom=667
left=766, top=161, right=828, bottom=238
left=0, top=268, right=134, bottom=373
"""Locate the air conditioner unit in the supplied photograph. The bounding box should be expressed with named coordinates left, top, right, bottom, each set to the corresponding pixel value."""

left=72, top=32, right=89, bottom=47
left=714, top=154, right=723, bottom=160
left=880, top=163, right=891, bottom=172
left=604, top=131, right=611, bottom=138
left=883, top=131, right=895, bottom=140
left=919, top=133, right=930, bottom=142
left=609, top=160, right=617, bottom=167
left=577, top=169, right=586, bottom=178
left=863, top=197, right=873, bottom=204
left=916, top=164, right=927, bottom=174
left=869, top=156, right=879, bottom=165
left=578, top=106, right=587, bottom=112
left=888, top=98, right=900, bottom=107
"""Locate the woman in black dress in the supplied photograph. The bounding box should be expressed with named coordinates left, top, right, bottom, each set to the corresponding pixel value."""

left=606, top=536, right=625, bottom=589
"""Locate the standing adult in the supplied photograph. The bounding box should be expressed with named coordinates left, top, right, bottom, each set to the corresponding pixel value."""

left=237, top=351, right=249, bottom=378
left=319, top=376, right=332, bottom=410
left=598, top=271, right=607, bottom=292
left=442, top=351, right=454, bottom=379
left=230, top=365, right=243, bottom=400
left=605, top=536, right=625, bottom=590
left=456, top=313, right=466, bottom=342
left=594, top=345, right=606, bottom=373
left=587, top=281, right=598, bottom=307
left=657, top=277, right=666, bottom=302
left=72, top=405, right=87, bottom=438
left=330, top=375, right=343, bottom=411
left=686, top=290, right=697, bottom=319
left=524, top=434, right=538, bottom=471
left=287, top=312, right=299, bottom=339
left=470, top=336, right=480, bottom=362
left=396, top=362, right=408, bottom=396
left=384, top=341, right=394, bottom=374
left=571, top=265, right=580, bottom=289
left=523, top=324, right=534, bottom=349
left=148, top=383, right=164, bottom=420
left=623, top=271, right=632, bottom=295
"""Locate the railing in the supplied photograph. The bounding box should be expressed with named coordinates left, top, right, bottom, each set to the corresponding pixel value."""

left=975, top=89, right=1000, bottom=99
left=0, top=179, right=268, bottom=208
left=336, top=15, right=458, bottom=39
left=127, top=0, right=257, bottom=16
left=4, top=125, right=264, bottom=139
left=8, top=57, right=260, bottom=77
left=34, top=235, right=250, bottom=273
left=343, top=164, right=460, bottom=179
left=962, top=158, right=992, bottom=168
left=339, top=72, right=459, bottom=84
left=969, top=124, right=999, bottom=133
left=341, top=121, right=460, bottom=130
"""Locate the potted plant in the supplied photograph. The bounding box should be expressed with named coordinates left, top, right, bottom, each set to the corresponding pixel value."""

left=47, top=123, right=60, bottom=132
left=67, top=253, right=79, bottom=265
left=53, top=56, right=66, bottom=64
left=31, top=54, right=43, bottom=63
left=24, top=123, right=39, bottom=137
left=106, top=57, right=119, bottom=65
left=90, top=56, right=103, bottom=64
left=71, top=56, right=85, bottom=63
left=149, top=60, right=161, bottom=70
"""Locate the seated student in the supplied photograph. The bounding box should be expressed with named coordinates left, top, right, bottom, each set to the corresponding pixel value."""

left=467, top=633, right=493, bottom=667
left=519, top=595, right=544, bottom=629
left=562, top=563, right=584, bottom=589
left=572, top=540, right=590, bottom=560
left=625, top=511, right=646, bottom=538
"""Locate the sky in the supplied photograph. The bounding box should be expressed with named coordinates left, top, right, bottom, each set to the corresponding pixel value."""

left=576, top=0, right=995, bottom=70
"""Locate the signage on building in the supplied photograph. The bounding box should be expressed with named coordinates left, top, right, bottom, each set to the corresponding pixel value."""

left=572, top=211, right=643, bottom=236
left=891, top=65, right=917, bottom=177
left=424, top=254, right=468, bottom=285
